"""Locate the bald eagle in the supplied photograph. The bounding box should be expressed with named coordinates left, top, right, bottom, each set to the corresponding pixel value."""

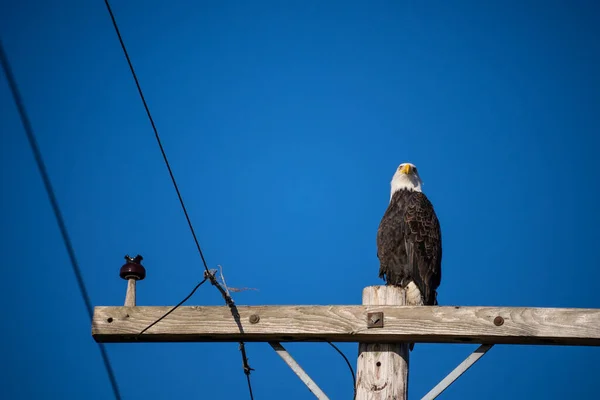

left=377, top=163, right=442, bottom=317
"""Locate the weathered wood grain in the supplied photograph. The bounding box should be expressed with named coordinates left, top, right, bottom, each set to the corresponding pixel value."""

left=356, top=286, right=409, bottom=400
left=124, top=279, right=136, bottom=307
left=92, top=303, right=600, bottom=345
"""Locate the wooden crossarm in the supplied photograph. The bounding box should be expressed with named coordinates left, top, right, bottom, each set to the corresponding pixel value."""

left=92, top=305, right=600, bottom=346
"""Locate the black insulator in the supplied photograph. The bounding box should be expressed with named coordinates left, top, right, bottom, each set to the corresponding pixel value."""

left=120, top=254, right=146, bottom=280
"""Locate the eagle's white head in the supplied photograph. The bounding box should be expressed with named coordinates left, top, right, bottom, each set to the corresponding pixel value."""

left=390, top=162, right=423, bottom=200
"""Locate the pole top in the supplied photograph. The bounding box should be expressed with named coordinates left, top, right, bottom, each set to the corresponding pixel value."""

left=120, top=254, right=146, bottom=281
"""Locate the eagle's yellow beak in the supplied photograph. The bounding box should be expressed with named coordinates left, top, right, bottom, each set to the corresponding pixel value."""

left=399, top=164, right=413, bottom=174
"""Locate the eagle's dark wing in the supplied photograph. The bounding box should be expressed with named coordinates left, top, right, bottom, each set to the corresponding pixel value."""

left=377, top=194, right=409, bottom=285
left=377, top=191, right=442, bottom=305
left=403, top=192, right=442, bottom=305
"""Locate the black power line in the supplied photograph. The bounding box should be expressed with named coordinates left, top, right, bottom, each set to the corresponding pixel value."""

left=101, top=2, right=255, bottom=399
left=327, top=342, right=357, bottom=399
left=137, top=276, right=208, bottom=337
left=102, top=0, right=210, bottom=275
left=100, top=4, right=358, bottom=398
left=0, top=38, right=122, bottom=400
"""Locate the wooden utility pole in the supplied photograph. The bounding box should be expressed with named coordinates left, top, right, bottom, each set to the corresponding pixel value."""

left=356, top=286, right=409, bottom=400
left=92, top=258, right=600, bottom=399
left=92, top=256, right=600, bottom=400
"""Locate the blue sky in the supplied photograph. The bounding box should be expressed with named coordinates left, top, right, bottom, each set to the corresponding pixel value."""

left=1, top=1, right=599, bottom=399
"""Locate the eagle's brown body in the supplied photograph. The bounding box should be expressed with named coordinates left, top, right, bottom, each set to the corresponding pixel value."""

left=377, top=188, right=442, bottom=306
